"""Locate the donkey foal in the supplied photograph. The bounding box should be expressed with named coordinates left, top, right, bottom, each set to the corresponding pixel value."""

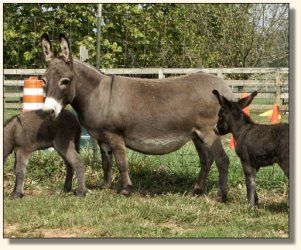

left=4, top=109, right=86, bottom=199
left=212, top=90, right=289, bottom=206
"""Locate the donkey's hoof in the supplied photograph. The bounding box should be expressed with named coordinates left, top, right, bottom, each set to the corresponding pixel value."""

left=120, top=186, right=132, bottom=196
left=76, top=189, right=87, bottom=197
left=248, top=203, right=259, bottom=209
left=216, top=194, right=227, bottom=203
left=10, top=192, right=24, bottom=199
left=100, top=182, right=113, bottom=190
left=63, top=187, right=72, bottom=193
left=248, top=201, right=259, bottom=208
left=192, top=187, right=204, bottom=196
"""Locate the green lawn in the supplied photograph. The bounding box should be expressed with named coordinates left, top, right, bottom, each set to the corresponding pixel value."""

left=3, top=142, right=289, bottom=238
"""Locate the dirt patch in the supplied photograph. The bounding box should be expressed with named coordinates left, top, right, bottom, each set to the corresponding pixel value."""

left=37, top=227, right=98, bottom=238
left=161, top=221, right=184, bottom=233
left=4, top=223, right=19, bottom=237
left=4, top=224, right=98, bottom=238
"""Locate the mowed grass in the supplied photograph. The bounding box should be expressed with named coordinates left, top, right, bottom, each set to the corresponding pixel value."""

left=3, top=112, right=289, bottom=238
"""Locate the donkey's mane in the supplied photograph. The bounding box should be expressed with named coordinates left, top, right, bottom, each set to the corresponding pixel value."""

left=4, top=110, right=48, bottom=128
left=74, top=59, right=105, bottom=75
left=73, top=59, right=106, bottom=86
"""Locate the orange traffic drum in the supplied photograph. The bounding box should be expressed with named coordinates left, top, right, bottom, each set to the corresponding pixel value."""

left=23, top=76, right=44, bottom=111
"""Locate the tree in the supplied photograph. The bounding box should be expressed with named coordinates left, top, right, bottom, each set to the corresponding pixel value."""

left=3, top=3, right=288, bottom=70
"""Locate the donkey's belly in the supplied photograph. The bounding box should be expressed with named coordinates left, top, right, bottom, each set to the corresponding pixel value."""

left=125, top=135, right=191, bottom=155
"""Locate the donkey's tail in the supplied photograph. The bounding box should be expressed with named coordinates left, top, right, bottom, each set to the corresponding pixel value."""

left=3, top=118, right=16, bottom=164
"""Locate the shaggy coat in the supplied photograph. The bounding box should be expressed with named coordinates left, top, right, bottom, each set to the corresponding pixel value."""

left=212, top=90, right=289, bottom=206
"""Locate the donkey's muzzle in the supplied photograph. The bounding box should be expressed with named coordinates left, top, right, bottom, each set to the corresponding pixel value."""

left=43, top=97, right=63, bottom=119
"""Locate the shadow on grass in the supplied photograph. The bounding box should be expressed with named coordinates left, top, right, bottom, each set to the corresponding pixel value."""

left=264, top=202, right=289, bottom=214
left=86, top=166, right=218, bottom=197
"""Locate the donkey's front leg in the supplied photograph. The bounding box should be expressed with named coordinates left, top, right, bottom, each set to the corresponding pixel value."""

left=242, top=161, right=258, bottom=207
left=105, top=132, right=133, bottom=196
left=11, top=150, right=30, bottom=199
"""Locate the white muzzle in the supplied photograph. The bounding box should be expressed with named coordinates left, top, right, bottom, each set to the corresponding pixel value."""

left=43, top=97, right=63, bottom=118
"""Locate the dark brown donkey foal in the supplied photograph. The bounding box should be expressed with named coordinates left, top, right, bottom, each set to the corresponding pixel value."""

left=4, top=109, right=86, bottom=199
left=212, top=90, right=289, bottom=206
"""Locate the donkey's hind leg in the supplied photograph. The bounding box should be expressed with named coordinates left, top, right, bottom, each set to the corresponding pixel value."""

left=210, top=138, right=229, bottom=202
left=54, top=141, right=86, bottom=197
left=11, top=150, right=30, bottom=199
left=242, top=161, right=258, bottom=206
left=192, top=138, right=214, bottom=197
left=62, top=159, right=74, bottom=193
left=196, top=130, right=229, bottom=202
left=99, top=141, right=113, bottom=189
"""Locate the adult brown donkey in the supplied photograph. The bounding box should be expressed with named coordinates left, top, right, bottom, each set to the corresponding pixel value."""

left=41, top=33, right=233, bottom=201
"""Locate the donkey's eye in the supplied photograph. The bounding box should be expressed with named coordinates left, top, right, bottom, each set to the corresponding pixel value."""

left=59, top=78, right=70, bottom=88
left=41, top=78, right=47, bottom=86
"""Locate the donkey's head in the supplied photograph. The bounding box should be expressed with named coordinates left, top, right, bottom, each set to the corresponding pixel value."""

left=41, top=33, right=75, bottom=119
left=212, top=89, right=257, bottom=135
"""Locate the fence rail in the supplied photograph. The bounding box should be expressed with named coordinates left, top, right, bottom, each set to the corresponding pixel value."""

left=4, top=67, right=289, bottom=111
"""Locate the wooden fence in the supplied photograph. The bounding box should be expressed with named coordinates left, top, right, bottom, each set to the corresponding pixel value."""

left=4, top=67, right=289, bottom=111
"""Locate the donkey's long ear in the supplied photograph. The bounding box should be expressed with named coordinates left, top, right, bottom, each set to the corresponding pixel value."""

left=238, top=91, right=258, bottom=109
left=41, top=33, right=54, bottom=62
left=59, top=34, right=72, bottom=62
left=212, top=89, right=231, bottom=108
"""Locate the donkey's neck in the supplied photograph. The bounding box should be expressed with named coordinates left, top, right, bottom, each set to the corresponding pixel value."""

left=230, top=113, right=255, bottom=141
left=73, top=59, right=104, bottom=85
left=71, top=60, right=111, bottom=124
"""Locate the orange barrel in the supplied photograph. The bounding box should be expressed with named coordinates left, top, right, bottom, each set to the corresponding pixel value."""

left=22, top=76, right=44, bottom=112
left=241, top=92, right=250, bottom=116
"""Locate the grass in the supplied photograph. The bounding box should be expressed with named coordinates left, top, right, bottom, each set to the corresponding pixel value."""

left=3, top=144, right=289, bottom=238
left=3, top=111, right=289, bottom=238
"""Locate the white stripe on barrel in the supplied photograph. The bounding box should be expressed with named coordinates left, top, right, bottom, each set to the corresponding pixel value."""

left=23, top=102, right=44, bottom=110
left=23, top=88, right=44, bottom=96
left=23, top=76, right=45, bottom=112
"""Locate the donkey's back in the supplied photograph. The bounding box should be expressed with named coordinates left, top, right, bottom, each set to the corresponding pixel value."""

left=236, top=123, right=289, bottom=170
left=4, top=109, right=81, bottom=160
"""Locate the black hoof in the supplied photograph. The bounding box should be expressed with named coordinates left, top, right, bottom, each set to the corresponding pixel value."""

left=192, top=187, right=204, bottom=196
left=10, top=192, right=24, bottom=199
left=63, top=187, right=72, bottom=193
left=216, top=192, right=227, bottom=203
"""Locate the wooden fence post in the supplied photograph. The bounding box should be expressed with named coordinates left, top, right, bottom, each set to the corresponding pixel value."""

left=275, top=69, right=281, bottom=106
left=217, top=68, right=224, bottom=79
left=158, top=68, right=165, bottom=79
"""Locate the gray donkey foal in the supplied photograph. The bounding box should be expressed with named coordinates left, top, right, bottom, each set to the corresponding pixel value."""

left=212, top=90, right=289, bottom=206
left=4, top=109, right=86, bottom=199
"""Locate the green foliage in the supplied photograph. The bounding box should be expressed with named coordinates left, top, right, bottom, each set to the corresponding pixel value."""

left=4, top=3, right=288, bottom=69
